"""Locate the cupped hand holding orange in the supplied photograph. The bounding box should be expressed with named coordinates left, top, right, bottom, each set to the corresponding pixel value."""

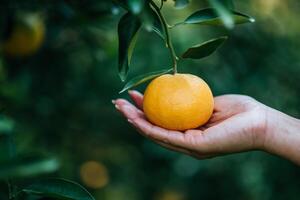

left=113, top=74, right=270, bottom=159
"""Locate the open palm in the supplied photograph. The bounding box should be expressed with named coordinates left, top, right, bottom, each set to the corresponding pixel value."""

left=113, top=90, right=268, bottom=159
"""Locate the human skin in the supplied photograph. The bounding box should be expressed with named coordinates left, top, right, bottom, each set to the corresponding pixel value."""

left=113, top=90, right=300, bottom=165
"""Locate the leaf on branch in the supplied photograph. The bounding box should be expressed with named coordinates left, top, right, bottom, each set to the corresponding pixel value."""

left=138, top=4, right=156, bottom=29
left=173, top=0, right=189, bottom=9
left=150, top=6, right=165, bottom=40
left=209, top=0, right=255, bottom=29
left=223, top=0, right=235, bottom=9
left=183, top=8, right=255, bottom=27
left=181, top=36, right=228, bottom=59
left=119, top=68, right=172, bottom=93
left=118, top=12, right=141, bottom=81
left=209, top=0, right=234, bottom=29
left=115, top=1, right=165, bottom=40
left=22, top=178, right=95, bottom=200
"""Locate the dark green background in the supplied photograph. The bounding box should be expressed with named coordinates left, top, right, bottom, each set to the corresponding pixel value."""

left=0, top=0, right=299, bottom=199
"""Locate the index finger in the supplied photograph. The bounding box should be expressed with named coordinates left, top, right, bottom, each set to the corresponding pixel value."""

left=128, top=90, right=143, bottom=110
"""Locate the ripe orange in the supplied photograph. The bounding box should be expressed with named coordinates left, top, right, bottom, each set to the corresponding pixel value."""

left=143, top=73, right=214, bottom=131
left=3, top=12, right=45, bottom=57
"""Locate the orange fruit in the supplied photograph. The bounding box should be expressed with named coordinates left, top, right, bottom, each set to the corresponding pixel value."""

left=3, top=12, right=45, bottom=57
left=143, top=73, right=214, bottom=131
left=80, top=161, right=109, bottom=189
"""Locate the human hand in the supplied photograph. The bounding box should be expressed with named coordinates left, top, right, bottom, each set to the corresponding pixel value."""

left=113, top=90, right=268, bottom=159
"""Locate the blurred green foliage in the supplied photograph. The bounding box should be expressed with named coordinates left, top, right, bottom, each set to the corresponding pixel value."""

left=0, top=0, right=300, bottom=199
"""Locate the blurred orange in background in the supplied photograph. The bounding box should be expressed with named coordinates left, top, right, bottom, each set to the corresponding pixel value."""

left=2, top=12, right=45, bottom=57
left=80, top=160, right=109, bottom=189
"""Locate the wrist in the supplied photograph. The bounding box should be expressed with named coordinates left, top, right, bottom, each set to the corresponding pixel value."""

left=263, top=107, right=300, bottom=164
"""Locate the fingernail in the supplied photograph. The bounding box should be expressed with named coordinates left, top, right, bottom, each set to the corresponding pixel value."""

left=112, top=100, right=116, bottom=104
left=128, top=90, right=133, bottom=94
left=128, top=119, right=133, bottom=124
left=115, top=104, right=120, bottom=110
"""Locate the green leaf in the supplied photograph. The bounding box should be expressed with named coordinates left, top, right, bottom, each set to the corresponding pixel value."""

left=0, top=155, right=59, bottom=179
left=174, top=0, right=189, bottom=9
left=118, top=12, right=141, bottom=81
left=183, top=8, right=255, bottom=26
left=119, top=68, right=172, bottom=93
left=137, top=3, right=155, bottom=29
left=209, top=0, right=235, bottom=29
left=181, top=36, right=228, bottom=59
left=22, top=178, right=95, bottom=200
left=114, top=0, right=154, bottom=29
left=114, top=1, right=164, bottom=40
left=150, top=7, right=165, bottom=40
left=224, top=0, right=235, bottom=9
left=146, top=2, right=165, bottom=40
left=152, top=19, right=164, bottom=40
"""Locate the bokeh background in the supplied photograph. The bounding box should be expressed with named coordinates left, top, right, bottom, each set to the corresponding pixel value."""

left=0, top=0, right=300, bottom=199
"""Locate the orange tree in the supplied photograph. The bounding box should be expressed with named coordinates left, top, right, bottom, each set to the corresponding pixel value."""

left=115, top=0, right=254, bottom=90
left=115, top=0, right=254, bottom=131
left=2, top=0, right=300, bottom=200
left=0, top=0, right=255, bottom=199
